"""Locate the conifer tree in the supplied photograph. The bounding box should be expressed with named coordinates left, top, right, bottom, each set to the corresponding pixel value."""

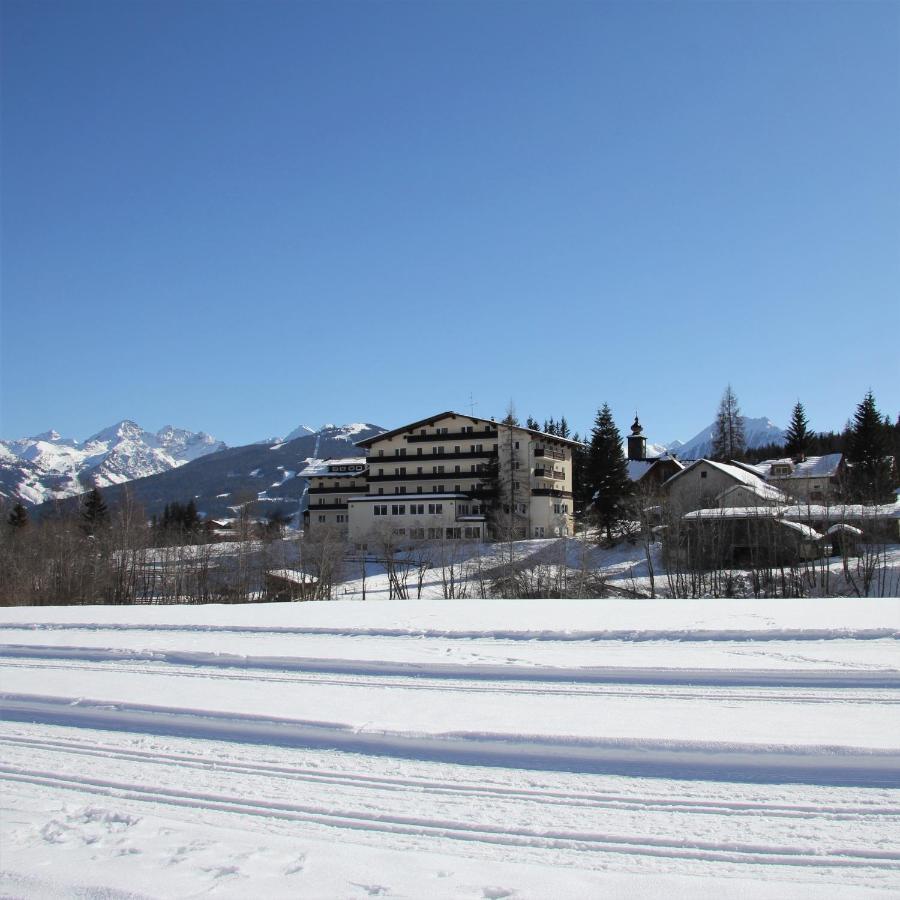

left=7, top=502, right=28, bottom=529
left=558, top=416, right=570, bottom=439
left=81, top=486, right=109, bottom=532
left=587, top=404, right=632, bottom=544
left=847, top=391, right=894, bottom=501
left=785, top=401, right=812, bottom=461
left=711, top=385, right=746, bottom=460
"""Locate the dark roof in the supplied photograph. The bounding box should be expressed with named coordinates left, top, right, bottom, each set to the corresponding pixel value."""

left=355, top=410, right=581, bottom=448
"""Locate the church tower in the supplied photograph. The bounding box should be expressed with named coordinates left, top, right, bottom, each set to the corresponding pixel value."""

left=627, top=414, right=647, bottom=461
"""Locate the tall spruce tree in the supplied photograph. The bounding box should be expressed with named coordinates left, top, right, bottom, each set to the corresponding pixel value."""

left=847, top=391, right=894, bottom=501
left=785, top=401, right=812, bottom=461
left=81, top=486, right=109, bottom=532
left=587, top=404, right=632, bottom=544
left=711, top=385, right=746, bottom=460
left=7, top=502, right=28, bottom=529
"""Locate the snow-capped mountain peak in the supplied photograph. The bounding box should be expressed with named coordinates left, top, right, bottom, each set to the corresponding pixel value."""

left=666, top=416, right=785, bottom=459
left=1, top=420, right=227, bottom=506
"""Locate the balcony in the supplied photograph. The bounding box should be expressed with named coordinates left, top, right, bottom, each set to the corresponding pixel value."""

left=406, top=429, right=498, bottom=443
left=534, top=468, right=565, bottom=480
left=535, top=448, right=565, bottom=461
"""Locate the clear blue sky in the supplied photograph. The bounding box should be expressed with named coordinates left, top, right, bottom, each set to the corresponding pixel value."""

left=2, top=0, right=898, bottom=446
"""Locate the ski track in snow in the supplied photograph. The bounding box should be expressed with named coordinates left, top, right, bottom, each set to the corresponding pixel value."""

left=1, top=600, right=899, bottom=898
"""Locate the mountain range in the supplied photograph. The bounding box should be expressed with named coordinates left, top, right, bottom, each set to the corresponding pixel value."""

left=2, top=422, right=385, bottom=520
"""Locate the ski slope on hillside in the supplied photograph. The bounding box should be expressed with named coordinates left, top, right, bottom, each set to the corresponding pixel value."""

left=1, top=599, right=899, bottom=898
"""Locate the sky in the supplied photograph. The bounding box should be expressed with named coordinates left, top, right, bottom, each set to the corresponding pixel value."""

left=2, top=0, right=898, bottom=448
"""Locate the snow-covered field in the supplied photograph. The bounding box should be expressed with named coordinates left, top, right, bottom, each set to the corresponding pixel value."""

left=2, top=599, right=899, bottom=898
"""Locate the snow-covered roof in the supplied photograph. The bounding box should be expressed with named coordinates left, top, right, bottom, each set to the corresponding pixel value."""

left=626, top=460, right=653, bottom=482
left=716, top=482, right=786, bottom=504
left=267, top=568, right=315, bottom=584
left=683, top=501, right=900, bottom=522
left=754, top=453, right=843, bottom=480
left=825, top=523, right=863, bottom=537
left=663, top=458, right=770, bottom=491
left=776, top=519, right=823, bottom=540
left=298, top=457, right=368, bottom=478
left=626, top=456, right=684, bottom=483
left=789, top=453, right=843, bottom=478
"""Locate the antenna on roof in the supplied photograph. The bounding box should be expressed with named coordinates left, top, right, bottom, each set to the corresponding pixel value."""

left=468, top=393, right=477, bottom=416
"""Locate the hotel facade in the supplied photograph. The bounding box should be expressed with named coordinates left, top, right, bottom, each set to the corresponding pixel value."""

left=300, top=411, right=578, bottom=546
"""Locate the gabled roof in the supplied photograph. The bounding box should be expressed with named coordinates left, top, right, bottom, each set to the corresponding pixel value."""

left=716, top=482, right=786, bottom=504
left=754, top=453, right=843, bottom=480
left=663, top=458, right=770, bottom=491
left=355, top=410, right=582, bottom=448
left=627, top=456, right=684, bottom=484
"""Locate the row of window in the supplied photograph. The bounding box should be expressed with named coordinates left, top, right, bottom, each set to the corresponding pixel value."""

left=377, top=463, right=489, bottom=477
left=380, top=443, right=492, bottom=458
left=374, top=503, right=445, bottom=517
left=316, top=513, right=348, bottom=524
left=391, top=526, right=481, bottom=540
left=373, top=484, right=483, bottom=495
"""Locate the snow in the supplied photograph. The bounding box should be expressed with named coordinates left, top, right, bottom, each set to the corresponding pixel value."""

left=2, top=599, right=899, bottom=897
left=1, top=421, right=226, bottom=506
left=668, top=417, right=787, bottom=459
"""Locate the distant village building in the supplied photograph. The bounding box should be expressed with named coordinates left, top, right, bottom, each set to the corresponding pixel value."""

left=662, top=459, right=780, bottom=514
left=749, top=454, right=844, bottom=502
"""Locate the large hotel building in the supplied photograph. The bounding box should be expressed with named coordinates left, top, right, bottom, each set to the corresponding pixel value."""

left=300, top=411, right=577, bottom=546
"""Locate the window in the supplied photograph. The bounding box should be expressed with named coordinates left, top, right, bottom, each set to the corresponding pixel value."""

left=410, top=503, right=425, bottom=515
left=416, top=466, right=423, bottom=474
left=458, top=504, right=469, bottom=516
left=427, top=527, right=442, bottom=540
left=377, top=468, right=384, bottom=476
left=446, top=527, right=461, bottom=539
left=417, top=486, right=423, bottom=493
left=391, top=504, right=406, bottom=515
left=432, top=465, right=444, bottom=474
left=336, top=514, right=346, bottom=523
left=318, top=498, right=325, bottom=505
left=454, top=484, right=461, bottom=492
left=464, top=526, right=481, bottom=539
left=437, top=427, right=448, bottom=434
left=454, top=465, right=460, bottom=473
left=416, top=447, right=423, bottom=456
left=374, top=505, right=387, bottom=516
left=437, top=485, right=444, bottom=492
left=378, top=488, right=384, bottom=495
left=455, top=446, right=461, bottom=453
left=535, top=526, right=544, bottom=537
left=378, top=450, right=384, bottom=457
left=410, top=528, right=425, bottom=540
left=428, top=503, right=443, bottom=515
left=420, top=429, right=426, bottom=436
left=397, top=467, right=406, bottom=476
left=318, top=515, right=326, bottom=523
left=393, top=528, right=406, bottom=536
left=700, top=471, right=707, bottom=479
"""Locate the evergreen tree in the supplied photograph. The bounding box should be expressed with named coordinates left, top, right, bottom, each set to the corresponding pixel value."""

left=558, top=416, right=570, bottom=439
left=7, top=502, right=28, bottom=529
left=587, top=404, right=633, bottom=544
left=846, top=391, right=894, bottom=501
left=711, top=385, right=746, bottom=460
left=785, top=401, right=812, bottom=461
left=570, top=432, right=590, bottom=520
left=81, top=486, right=109, bottom=532
left=525, top=416, right=539, bottom=431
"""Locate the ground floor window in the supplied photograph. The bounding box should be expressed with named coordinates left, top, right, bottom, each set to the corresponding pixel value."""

left=463, top=526, right=481, bottom=539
